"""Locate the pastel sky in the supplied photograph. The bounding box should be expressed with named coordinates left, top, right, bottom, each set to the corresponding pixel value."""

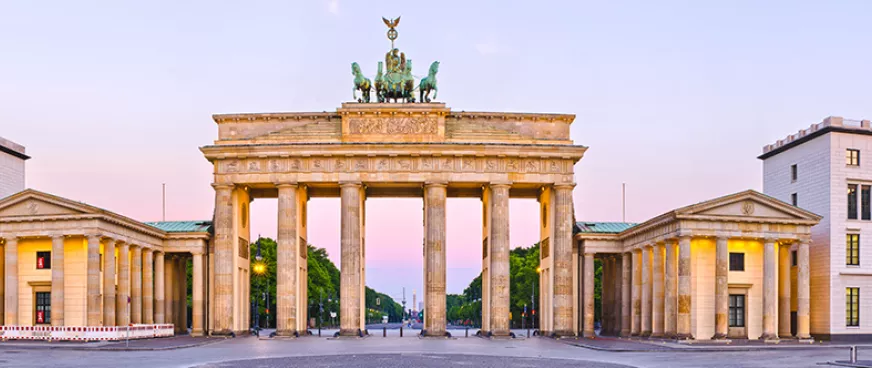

left=3, top=1, right=872, bottom=298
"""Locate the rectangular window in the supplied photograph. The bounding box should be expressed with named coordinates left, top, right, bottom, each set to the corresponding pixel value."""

left=863, top=186, right=871, bottom=220
left=849, top=184, right=859, bottom=220
left=35, top=291, right=51, bottom=324
left=792, top=250, right=797, bottom=266
left=791, top=193, right=798, bottom=206
left=848, top=149, right=861, bottom=166
left=36, top=251, right=51, bottom=270
left=729, top=294, right=745, bottom=327
left=729, top=252, right=745, bottom=271
left=847, top=287, right=860, bottom=327
left=847, top=234, right=860, bottom=266
left=791, top=164, right=798, bottom=182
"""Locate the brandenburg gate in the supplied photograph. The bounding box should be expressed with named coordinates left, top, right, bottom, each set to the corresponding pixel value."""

left=199, top=18, right=587, bottom=338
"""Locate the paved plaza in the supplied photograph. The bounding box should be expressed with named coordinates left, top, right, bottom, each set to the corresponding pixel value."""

left=0, top=331, right=868, bottom=368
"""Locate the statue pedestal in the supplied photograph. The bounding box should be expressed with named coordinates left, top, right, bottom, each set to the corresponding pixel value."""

left=338, top=102, right=450, bottom=143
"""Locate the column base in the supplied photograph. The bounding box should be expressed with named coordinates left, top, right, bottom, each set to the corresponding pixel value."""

left=339, top=328, right=365, bottom=337
left=191, top=329, right=205, bottom=337
left=640, top=330, right=652, bottom=338
left=275, top=329, right=300, bottom=337
left=673, top=333, right=693, bottom=340
left=711, top=332, right=728, bottom=340
left=210, top=329, right=236, bottom=337
left=619, top=330, right=632, bottom=337
left=422, top=329, right=449, bottom=337
left=759, top=333, right=780, bottom=342
left=650, top=332, right=664, bottom=338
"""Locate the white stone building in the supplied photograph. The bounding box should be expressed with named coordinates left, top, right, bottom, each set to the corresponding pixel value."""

left=761, top=116, right=872, bottom=340
left=0, top=137, right=28, bottom=199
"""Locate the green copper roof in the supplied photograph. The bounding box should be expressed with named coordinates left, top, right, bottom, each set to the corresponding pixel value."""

left=145, top=221, right=212, bottom=233
left=574, top=222, right=637, bottom=234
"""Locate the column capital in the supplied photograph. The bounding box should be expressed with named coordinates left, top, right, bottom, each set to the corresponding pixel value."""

left=48, top=233, right=65, bottom=240
left=552, top=183, right=576, bottom=190
left=488, top=182, right=512, bottom=189
left=424, top=180, right=448, bottom=188
left=339, top=180, right=362, bottom=188
left=212, top=183, right=234, bottom=191
left=763, top=237, right=779, bottom=244
left=275, top=182, right=299, bottom=189
left=86, top=232, right=102, bottom=241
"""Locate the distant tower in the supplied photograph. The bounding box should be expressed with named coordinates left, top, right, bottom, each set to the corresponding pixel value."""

left=0, top=136, right=29, bottom=199
left=412, top=289, right=417, bottom=313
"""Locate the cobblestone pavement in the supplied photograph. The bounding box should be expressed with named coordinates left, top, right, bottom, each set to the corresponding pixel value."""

left=196, top=354, right=634, bottom=368
left=0, top=334, right=864, bottom=368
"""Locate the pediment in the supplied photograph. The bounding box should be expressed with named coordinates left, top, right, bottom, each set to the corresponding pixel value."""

left=0, top=190, right=97, bottom=218
left=676, top=190, right=821, bottom=222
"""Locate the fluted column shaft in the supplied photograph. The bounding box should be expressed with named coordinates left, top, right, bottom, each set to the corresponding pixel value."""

left=164, top=254, right=174, bottom=329
left=103, top=239, right=116, bottom=326
left=553, top=184, right=575, bottom=336
left=87, top=235, right=101, bottom=326
left=276, top=183, right=299, bottom=336
left=177, top=256, right=187, bottom=334
left=212, top=184, right=234, bottom=334
left=614, top=256, right=624, bottom=335
left=4, top=237, right=17, bottom=325
left=620, top=252, right=631, bottom=336
left=676, top=236, right=692, bottom=339
left=582, top=253, right=595, bottom=337
left=779, top=244, right=792, bottom=337
left=192, top=253, right=204, bottom=336
left=797, top=241, right=811, bottom=339
left=602, top=258, right=612, bottom=335
left=488, top=183, right=512, bottom=336
left=340, top=182, right=363, bottom=336
left=631, top=249, right=641, bottom=335
left=116, top=242, right=130, bottom=326
left=154, top=252, right=165, bottom=324
left=652, top=243, right=665, bottom=337
left=761, top=239, right=778, bottom=340
left=641, top=245, right=652, bottom=336
left=714, top=236, right=729, bottom=339
left=131, top=246, right=142, bottom=324
left=664, top=240, right=677, bottom=337
left=143, top=250, right=154, bottom=324
left=51, top=235, right=65, bottom=326
left=424, top=183, right=447, bottom=336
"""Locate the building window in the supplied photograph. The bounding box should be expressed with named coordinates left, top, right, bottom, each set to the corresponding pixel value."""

left=791, top=193, right=798, bottom=206
left=847, top=287, right=860, bottom=327
left=847, top=149, right=861, bottom=166
left=729, top=294, right=745, bottom=327
left=792, top=250, right=797, bottom=266
left=36, top=251, right=51, bottom=269
left=848, top=234, right=860, bottom=266
left=849, top=184, right=859, bottom=220
left=863, top=186, right=871, bottom=220
left=791, top=164, right=798, bottom=182
left=35, top=291, right=51, bottom=324
left=729, top=252, right=745, bottom=271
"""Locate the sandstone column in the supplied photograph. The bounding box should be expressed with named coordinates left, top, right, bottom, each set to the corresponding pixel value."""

left=664, top=239, right=677, bottom=338
left=131, top=245, right=142, bottom=324
left=212, top=184, right=234, bottom=335
left=192, top=253, right=204, bottom=336
left=582, top=252, right=595, bottom=337
left=488, top=183, right=512, bottom=337
left=761, top=238, right=778, bottom=341
left=178, top=256, right=188, bottom=334
left=50, top=234, right=65, bottom=326
left=143, top=249, right=154, bottom=324
left=652, top=243, right=665, bottom=337
left=631, top=249, right=641, bottom=336
left=4, top=236, right=17, bottom=325
left=424, top=182, right=447, bottom=337
left=676, top=235, right=692, bottom=339
left=779, top=244, right=792, bottom=338
left=87, top=234, right=101, bottom=326
left=713, top=236, right=729, bottom=339
left=620, top=252, right=631, bottom=336
left=602, top=257, right=612, bottom=335
left=340, top=182, right=363, bottom=336
left=276, top=183, right=299, bottom=336
left=154, top=251, right=165, bottom=324
left=797, top=240, right=811, bottom=339
left=641, top=245, right=652, bottom=337
left=116, top=241, right=130, bottom=326
left=103, top=238, right=116, bottom=326
left=614, top=256, right=624, bottom=335
left=553, top=184, right=575, bottom=336
left=164, top=254, right=174, bottom=329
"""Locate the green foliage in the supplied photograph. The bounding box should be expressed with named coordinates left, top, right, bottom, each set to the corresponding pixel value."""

left=250, top=237, right=278, bottom=327
left=365, top=287, right=404, bottom=323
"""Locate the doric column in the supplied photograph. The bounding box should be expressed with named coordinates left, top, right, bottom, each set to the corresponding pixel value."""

left=164, top=254, right=174, bottom=329
left=713, top=236, right=729, bottom=339
left=553, top=183, right=575, bottom=336
left=211, top=184, right=234, bottom=335
left=797, top=240, right=811, bottom=339
left=179, top=256, right=188, bottom=334
left=664, top=239, right=677, bottom=338
left=602, top=257, right=612, bottom=335
left=340, top=182, right=363, bottom=336
left=582, top=252, right=595, bottom=337
left=192, top=253, right=204, bottom=336
left=620, top=252, right=631, bottom=336
left=143, top=249, right=154, bottom=324
left=50, top=234, right=65, bottom=326
left=652, top=243, right=665, bottom=337
left=116, top=241, right=130, bottom=326
left=761, top=238, right=778, bottom=341
left=641, top=245, right=652, bottom=337
left=154, top=251, right=165, bottom=324
left=489, top=183, right=512, bottom=337
left=276, top=183, right=299, bottom=336
left=614, top=256, right=624, bottom=335
left=676, top=235, right=692, bottom=339
left=631, top=249, right=641, bottom=336
left=424, top=182, right=447, bottom=336
left=4, top=236, right=17, bottom=325
left=131, top=245, right=142, bottom=324
left=779, top=243, right=792, bottom=338
left=103, top=238, right=116, bottom=326
left=87, top=234, right=102, bottom=326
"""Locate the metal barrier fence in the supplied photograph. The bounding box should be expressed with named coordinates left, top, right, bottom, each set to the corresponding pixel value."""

left=0, top=324, right=174, bottom=341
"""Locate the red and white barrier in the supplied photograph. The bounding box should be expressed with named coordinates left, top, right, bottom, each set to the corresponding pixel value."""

left=0, top=324, right=175, bottom=341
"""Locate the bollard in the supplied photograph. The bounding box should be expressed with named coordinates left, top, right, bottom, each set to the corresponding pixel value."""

left=851, top=346, right=858, bottom=363
left=400, top=326, right=403, bottom=337
left=465, top=328, right=468, bottom=337
left=527, top=328, right=530, bottom=338
left=383, top=327, right=386, bottom=337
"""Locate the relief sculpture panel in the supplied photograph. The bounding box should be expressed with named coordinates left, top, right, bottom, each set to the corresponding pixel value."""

left=347, top=116, right=438, bottom=135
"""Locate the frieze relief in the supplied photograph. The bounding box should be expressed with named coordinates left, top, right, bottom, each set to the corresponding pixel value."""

left=218, top=156, right=573, bottom=175
left=347, top=116, right=438, bottom=135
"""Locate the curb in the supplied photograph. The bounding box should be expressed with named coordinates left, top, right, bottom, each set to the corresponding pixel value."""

left=562, top=339, right=869, bottom=353
left=0, top=338, right=227, bottom=352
